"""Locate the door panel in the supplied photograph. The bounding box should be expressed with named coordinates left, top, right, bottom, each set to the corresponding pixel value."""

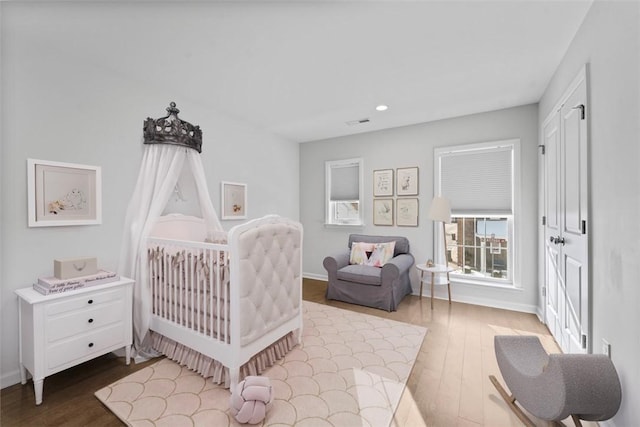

left=543, top=67, right=589, bottom=354
left=565, top=255, right=582, bottom=321
left=546, top=244, right=561, bottom=338
left=565, top=257, right=584, bottom=353
left=544, top=114, right=562, bottom=341
left=546, top=120, right=560, bottom=231
left=560, top=75, right=589, bottom=354
left=563, top=105, right=584, bottom=235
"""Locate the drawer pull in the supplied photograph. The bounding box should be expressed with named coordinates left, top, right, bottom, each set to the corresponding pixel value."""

left=88, top=299, right=94, bottom=304
left=88, top=318, right=94, bottom=323
left=88, top=343, right=94, bottom=348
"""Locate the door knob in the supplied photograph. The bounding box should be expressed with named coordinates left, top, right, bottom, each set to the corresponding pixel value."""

left=549, top=236, right=566, bottom=245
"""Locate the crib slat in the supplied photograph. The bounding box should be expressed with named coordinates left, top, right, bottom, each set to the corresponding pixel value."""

left=163, top=251, right=167, bottom=319
left=148, top=250, right=153, bottom=315
left=168, top=251, right=172, bottom=320
left=224, top=255, right=229, bottom=344
left=215, top=254, right=221, bottom=341
left=146, top=239, right=232, bottom=345
left=208, top=251, right=214, bottom=339
left=169, top=252, right=173, bottom=322
left=163, top=252, right=167, bottom=320
left=187, top=251, right=191, bottom=329
left=195, top=249, right=201, bottom=334
left=152, top=250, right=157, bottom=315
left=179, top=249, right=182, bottom=325
left=168, top=251, right=172, bottom=321
left=152, top=249, right=157, bottom=315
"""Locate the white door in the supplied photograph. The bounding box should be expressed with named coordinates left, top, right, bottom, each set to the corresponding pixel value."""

left=543, top=113, right=563, bottom=345
left=543, top=68, right=590, bottom=354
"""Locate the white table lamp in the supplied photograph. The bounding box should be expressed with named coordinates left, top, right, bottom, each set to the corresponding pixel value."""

left=428, top=196, right=451, bottom=266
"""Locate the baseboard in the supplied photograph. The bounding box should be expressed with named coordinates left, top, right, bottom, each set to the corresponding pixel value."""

left=303, top=272, right=537, bottom=314
left=1, top=350, right=131, bottom=390
left=303, top=272, right=327, bottom=281
left=1, top=368, right=23, bottom=390
left=425, top=293, right=538, bottom=314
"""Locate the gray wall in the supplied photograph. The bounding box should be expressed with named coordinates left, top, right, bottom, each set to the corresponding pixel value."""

left=0, top=4, right=299, bottom=387
left=538, top=2, right=640, bottom=425
left=300, top=104, right=539, bottom=313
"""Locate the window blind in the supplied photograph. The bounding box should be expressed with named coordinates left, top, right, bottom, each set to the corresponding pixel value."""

left=439, top=145, right=513, bottom=215
left=330, top=164, right=359, bottom=201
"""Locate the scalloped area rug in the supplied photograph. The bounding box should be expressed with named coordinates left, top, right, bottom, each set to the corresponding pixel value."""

left=95, top=301, right=427, bottom=426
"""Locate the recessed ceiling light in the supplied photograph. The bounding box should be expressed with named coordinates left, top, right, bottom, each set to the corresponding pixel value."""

left=376, top=104, right=388, bottom=112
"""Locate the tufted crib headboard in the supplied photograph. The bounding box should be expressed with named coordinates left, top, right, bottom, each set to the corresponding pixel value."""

left=228, top=215, right=303, bottom=347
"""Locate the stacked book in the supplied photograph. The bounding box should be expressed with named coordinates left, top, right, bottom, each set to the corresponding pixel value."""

left=34, top=270, right=119, bottom=295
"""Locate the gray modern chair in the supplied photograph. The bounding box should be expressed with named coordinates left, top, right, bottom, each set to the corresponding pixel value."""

left=323, top=234, right=414, bottom=311
left=490, top=335, right=622, bottom=427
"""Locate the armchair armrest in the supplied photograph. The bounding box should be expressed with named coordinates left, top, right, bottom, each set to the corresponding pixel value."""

left=323, top=251, right=350, bottom=274
left=385, top=253, right=415, bottom=273
left=381, top=253, right=415, bottom=284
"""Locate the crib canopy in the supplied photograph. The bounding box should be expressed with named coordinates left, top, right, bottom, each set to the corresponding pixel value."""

left=118, top=102, right=223, bottom=356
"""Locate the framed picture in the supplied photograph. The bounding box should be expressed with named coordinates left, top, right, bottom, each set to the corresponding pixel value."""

left=221, top=181, right=247, bottom=220
left=373, top=169, right=393, bottom=197
left=396, top=167, right=419, bottom=196
left=396, top=198, right=419, bottom=227
left=373, top=198, right=394, bottom=226
left=27, top=159, right=102, bottom=227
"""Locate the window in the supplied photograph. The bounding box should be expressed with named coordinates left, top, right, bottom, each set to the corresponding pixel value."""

left=435, top=140, right=518, bottom=285
left=325, top=158, right=364, bottom=226
left=446, top=216, right=510, bottom=279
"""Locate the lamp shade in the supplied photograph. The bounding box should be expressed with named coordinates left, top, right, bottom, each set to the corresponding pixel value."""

left=428, top=196, right=451, bottom=223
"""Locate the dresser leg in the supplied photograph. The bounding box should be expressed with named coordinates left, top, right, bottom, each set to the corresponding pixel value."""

left=125, top=345, right=131, bottom=365
left=34, top=378, right=44, bottom=405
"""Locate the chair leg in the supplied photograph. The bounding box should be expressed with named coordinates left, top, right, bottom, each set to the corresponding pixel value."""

left=489, top=375, right=536, bottom=427
left=571, top=414, right=583, bottom=427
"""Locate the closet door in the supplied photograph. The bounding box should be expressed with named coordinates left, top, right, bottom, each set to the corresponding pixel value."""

left=543, top=67, right=590, bottom=354
left=543, top=113, right=563, bottom=346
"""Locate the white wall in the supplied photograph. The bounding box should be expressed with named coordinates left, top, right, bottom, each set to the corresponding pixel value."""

left=300, top=104, right=539, bottom=313
left=0, top=4, right=299, bottom=387
left=538, top=2, right=640, bottom=426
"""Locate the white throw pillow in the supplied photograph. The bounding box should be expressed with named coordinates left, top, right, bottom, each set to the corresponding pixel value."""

left=349, top=242, right=375, bottom=265
left=366, top=241, right=396, bottom=267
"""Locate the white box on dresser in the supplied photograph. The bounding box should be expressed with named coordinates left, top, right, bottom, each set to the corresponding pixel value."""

left=15, top=277, right=133, bottom=405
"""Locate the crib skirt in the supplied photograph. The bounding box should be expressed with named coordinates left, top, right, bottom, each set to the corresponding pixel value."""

left=151, top=330, right=297, bottom=387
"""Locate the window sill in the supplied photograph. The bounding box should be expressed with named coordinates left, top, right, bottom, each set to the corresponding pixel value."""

left=450, top=274, right=521, bottom=290
left=324, top=222, right=365, bottom=228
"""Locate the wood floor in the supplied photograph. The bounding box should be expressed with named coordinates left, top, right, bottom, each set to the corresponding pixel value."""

left=1, top=278, right=593, bottom=426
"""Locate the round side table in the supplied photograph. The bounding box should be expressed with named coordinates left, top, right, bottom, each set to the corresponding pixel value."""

left=416, top=264, right=455, bottom=309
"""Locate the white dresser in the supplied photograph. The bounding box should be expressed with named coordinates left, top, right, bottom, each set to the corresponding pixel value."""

left=15, top=278, right=133, bottom=405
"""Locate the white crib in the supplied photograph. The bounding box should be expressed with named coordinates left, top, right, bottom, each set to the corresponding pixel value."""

left=146, top=214, right=303, bottom=391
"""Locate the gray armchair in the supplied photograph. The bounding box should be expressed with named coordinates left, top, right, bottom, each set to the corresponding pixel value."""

left=323, top=234, right=414, bottom=311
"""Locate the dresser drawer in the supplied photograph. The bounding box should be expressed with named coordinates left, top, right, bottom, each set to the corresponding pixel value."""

left=47, top=300, right=125, bottom=343
left=46, top=287, right=125, bottom=317
left=47, top=323, right=125, bottom=371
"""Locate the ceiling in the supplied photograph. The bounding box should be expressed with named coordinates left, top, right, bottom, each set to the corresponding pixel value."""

left=10, top=1, right=593, bottom=142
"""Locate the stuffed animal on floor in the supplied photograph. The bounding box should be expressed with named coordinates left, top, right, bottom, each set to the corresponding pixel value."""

left=229, top=376, right=273, bottom=424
